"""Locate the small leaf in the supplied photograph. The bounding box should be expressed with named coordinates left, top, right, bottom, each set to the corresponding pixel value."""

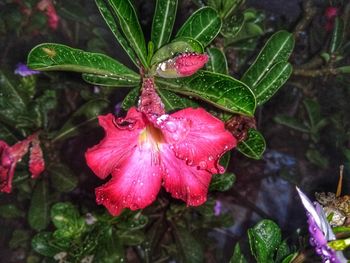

left=122, top=87, right=139, bottom=110
left=303, top=99, right=321, bottom=128
left=108, top=0, right=148, bottom=67
left=150, top=37, right=204, bottom=66
left=337, top=66, right=350, bottom=73
left=82, top=73, right=140, bottom=87
left=27, top=43, right=139, bottom=81
left=206, top=47, right=228, bottom=74
left=237, top=129, right=266, bottom=159
left=156, top=71, right=256, bottom=116
left=28, top=179, right=50, bottom=231
left=157, top=89, right=198, bottom=112
left=151, top=0, right=178, bottom=50
left=117, top=213, right=148, bottom=231
left=209, top=172, right=236, bottom=192
left=119, top=230, right=145, bottom=246
left=53, top=98, right=109, bottom=141
left=32, top=232, right=63, bottom=257
left=306, top=149, right=329, bottom=169
left=254, top=62, right=292, bottom=106
left=174, top=226, right=204, bottom=263
left=49, top=164, right=78, bottom=192
left=9, top=229, right=30, bottom=249
left=275, top=240, right=291, bottom=263
left=330, top=18, right=344, bottom=53
left=176, top=7, right=222, bottom=47
left=221, top=14, right=244, bottom=38
left=0, top=204, right=24, bottom=219
left=95, top=0, right=139, bottom=67
left=229, top=243, right=248, bottom=263
left=96, top=227, right=125, bottom=263
left=241, top=31, right=294, bottom=89
left=248, top=219, right=282, bottom=263
left=274, top=115, right=309, bottom=133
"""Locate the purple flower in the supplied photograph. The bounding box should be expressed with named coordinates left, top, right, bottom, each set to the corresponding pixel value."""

left=296, top=187, right=347, bottom=263
left=14, top=63, right=40, bottom=77
left=214, top=200, right=222, bottom=216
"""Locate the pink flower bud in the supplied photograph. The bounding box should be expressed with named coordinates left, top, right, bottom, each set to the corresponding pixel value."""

left=29, top=136, right=45, bottom=179
left=325, top=7, right=338, bottom=20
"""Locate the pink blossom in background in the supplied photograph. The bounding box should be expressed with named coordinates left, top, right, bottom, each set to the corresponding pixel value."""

left=37, top=0, right=59, bottom=30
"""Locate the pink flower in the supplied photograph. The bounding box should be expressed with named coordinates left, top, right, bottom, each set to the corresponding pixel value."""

left=0, top=134, right=45, bottom=193
left=37, top=0, right=59, bottom=30
left=156, top=53, right=208, bottom=78
left=85, top=106, right=236, bottom=216
left=324, top=6, right=339, bottom=32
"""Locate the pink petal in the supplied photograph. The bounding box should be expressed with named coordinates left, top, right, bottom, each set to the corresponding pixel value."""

left=95, top=143, right=163, bottom=216
left=161, top=146, right=212, bottom=206
left=160, top=108, right=236, bottom=174
left=175, top=53, right=208, bottom=77
left=85, top=108, right=146, bottom=179
left=29, top=135, right=45, bottom=179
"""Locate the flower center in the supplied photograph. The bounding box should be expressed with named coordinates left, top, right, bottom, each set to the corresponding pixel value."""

left=138, top=125, right=164, bottom=151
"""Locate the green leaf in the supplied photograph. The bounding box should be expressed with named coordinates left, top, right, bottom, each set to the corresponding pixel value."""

left=0, top=124, right=18, bottom=144
left=174, top=226, right=204, bottom=263
left=9, top=229, right=30, bottom=249
left=206, top=47, right=228, bottom=74
left=82, top=73, right=140, bottom=87
left=209, top=172, right=236, bottom=192
left=306, top=149, right=329, bottom=169
left=0, top=204, right=24, bottom=219
left=274, top=115, right=309, bottom=133
left=49, top=164, right=78, bottom=192
left=281, top=253, right=298, bottom=263
left=53, top=98, right=109, bottom=141
left=237, top=129, right=266, bottom=159
left=337, top=66, right=350, bottom=73
left=151, top=37, right=204, bottom=66
left=27, top=43, right=139, bottom=81
left=32, top=232, right=63, bottom=257
left=117, top=213, right=148, bottom=231
left=275, top=240, right=291, bottom=263
left=229, top=243, right=248, bottom=263
left=248, top=219, right=282, bottom=263
left=108, top=0, right=148, bottom=67
left=156, top=71, right=256, bottom=116
left=96, top=227, right=124, bottom=263
left=28, top=180, right=50, bottom=231
left=122, top=87, right=139, bottom=110
left=254, top=62, right=292, bottom=106
left=151, top=0, right=178, bottom=50
left=221, top=14, right=244, bottom=38
left=119, top=230, right=145, bottom=246
left=95, top=0, right=139, bottom=67
left=176, top=7, right=222, bottom=47
left=157, top=89, right=198, bottom=112
left=241, top=31, right=294, bottom=89
left=303, top=99, right=321, bottom=128
left=330, top=18, right=344, bottom=53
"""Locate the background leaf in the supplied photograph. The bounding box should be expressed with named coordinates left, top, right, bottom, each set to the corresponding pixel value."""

left=274, top=115, right=309, bottom=133
left=206, top=47, right=228, bottom=74
left=209, top=172, right=236, bottom=192
left=237, top=129, right=266, bottom=159
left=241, top=31, right=294, bottom=90
left=49, top=164, right=78, bottom=193
left=82, top=73, right=140, bottom=87
left=174, top=226, right=204, bottom=263
left=157, top=89, right=198, bottom=112
left=330, top=17, right=344, bottom=53
left=176, top=7, right=222, bottom=47
left=151, top=0, right=178, bottom=50
left=156, top=71, right=256, bottom=116
left=122, top=87, right=139, bottom=110
left=221, top=14, right=244, bottom=38
left=109, top=0, right=148, bottom=67
left=229, top=243, right=248, bottom=263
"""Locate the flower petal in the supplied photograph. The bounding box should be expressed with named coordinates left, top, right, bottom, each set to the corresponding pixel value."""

left=160, top=108, right=236, bottom=174
left=29, top=135, right=45, bottom=179
left=161, top=146, right=212, bottom=206
left=95, top=144, right=163, bottom=216
left=85, top=108, right=145, bottom=179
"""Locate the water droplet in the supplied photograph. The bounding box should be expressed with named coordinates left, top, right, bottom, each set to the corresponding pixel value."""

left=199, top=161, right=207, bottom=169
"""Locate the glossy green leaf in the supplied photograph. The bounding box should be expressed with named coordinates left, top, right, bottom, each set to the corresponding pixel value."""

left=82, top=73, right=140, bottom=87
left=241, top=31, right=294, bottom=89
left=27, top=43, right=139, bottom=80
left=151, top=0, right=178, bottom=50
left=330, top=18, right=344, bottom=53
left=254, top=62, right=292, bottom=106
left=206, top=47, right=228, bottom=74
left=237, top=129, right=266, bottom=159
left=221, top=14, right=244, bottom=38
left=303, top=99, right=321, bottom=128
left=49, top=164, right=78, bottom=192
left=209, top=172, right=236, bottom=191
left=0, top=204, right=24, bottom=219
left=95, top=0, right=138, bottom=67
left=96, top=227, right=124, bottom=263
left=32, top=232, right=63, bottom=257
left=53, top=98, right=109, bottom=141
left=109, top=0, right=148, bottom=67
left=157, top=89, right=198, bottom=112
left=229, top=243, right=248, bottom=263
left=274, top=115, right=309, bottom=133
left=176, top=7, right=222, bottom=47
left=156, top=71, right=256, bottom=116
left=174, top=226, right=204, bottom=263
left=122, top=87, right=139, bottom=110
left=248, top=219, right=282, bottom=263
left=207, top=0, right=243, bottom=18
left=151, top=37, right=204, bottom=66
left=28, top=180, right=50, bottom=231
